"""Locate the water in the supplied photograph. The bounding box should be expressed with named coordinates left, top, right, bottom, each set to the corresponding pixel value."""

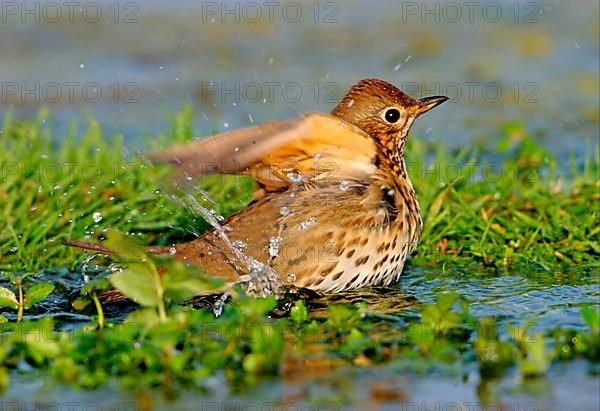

left=174, top=191, right=284, bottom=299
left=4, top=362, right=599, bottom=411
left=1, top=257, right=597, bottom=409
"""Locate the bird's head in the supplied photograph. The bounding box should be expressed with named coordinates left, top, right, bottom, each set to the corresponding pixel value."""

left=331, top=78, right=447, bottom=157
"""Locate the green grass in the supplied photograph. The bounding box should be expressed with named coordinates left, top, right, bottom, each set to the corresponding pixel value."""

left=0, top=107, right=253, bottom=272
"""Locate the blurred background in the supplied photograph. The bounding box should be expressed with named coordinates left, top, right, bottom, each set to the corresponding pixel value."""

left=1, top=0, right=598, bottom=158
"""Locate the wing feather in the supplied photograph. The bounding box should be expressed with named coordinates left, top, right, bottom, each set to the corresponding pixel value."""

left=148, top=113, right=377, bottom=191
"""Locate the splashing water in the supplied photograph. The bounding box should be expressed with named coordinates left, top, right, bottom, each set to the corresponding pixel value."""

left=173, top=190, right=283, bottom=300
left=298, top=217, right=317, bottom=231
left=80, top=253, right=106, bottom=283
left=268, top=236, right=283, bottom=258
left=286, top=172, right=303, bottom=184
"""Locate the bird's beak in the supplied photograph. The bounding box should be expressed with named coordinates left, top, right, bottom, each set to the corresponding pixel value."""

left=417, top=95, right=449, bottom=116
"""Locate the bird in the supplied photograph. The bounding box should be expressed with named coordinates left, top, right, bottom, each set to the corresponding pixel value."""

left=69, top=79, right=447, bottom=293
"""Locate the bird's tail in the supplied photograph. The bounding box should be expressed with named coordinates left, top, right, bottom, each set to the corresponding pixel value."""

left=64, top=240, right=115, bottom=254
left=64, top=240, right=169, bottom=255
left=65, top=240, right=173, bottom=304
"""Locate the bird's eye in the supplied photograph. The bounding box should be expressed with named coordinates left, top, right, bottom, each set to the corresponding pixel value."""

left=384, top=108, right=401, bottom=124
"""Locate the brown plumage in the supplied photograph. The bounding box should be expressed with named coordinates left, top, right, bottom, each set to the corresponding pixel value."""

left=71, top=79, right=447, bottom=292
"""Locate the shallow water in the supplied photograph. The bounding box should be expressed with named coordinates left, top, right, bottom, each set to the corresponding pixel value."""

left=4, top=361, right=599, bottom=411
left=1, top=262, right=598, bottom=409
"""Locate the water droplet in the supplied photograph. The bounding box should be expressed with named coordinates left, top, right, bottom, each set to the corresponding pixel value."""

left=347, top=99, right=355, bottom=108
left=280, top=206, right=291, bottom=216
left=314, top=153, right=322, bottom=161
left=298, top=217, right=317, bottom=231
left=340, top=181, right=350, bottom=191
left=223, top=122, right=229, bottom=128
left=268, top=236, right=282, bottom=258
left=248, top=114, right=254, bottom=123
left=287, top=273, right=296, bottom=282
left=394, top=63, right=402, bottom=71
left=169, top=247, right=177, bottom=255
left=79, top=63, right=85, bottom=69
left=286, top=172, right=302, bottom=184
left=234, top=146, right=240, bottom=152
left=92, top=212, right=103, bottom=223
left=233, top=240, right=247, bottom=250
left=9, top=246, right=18, bottom=253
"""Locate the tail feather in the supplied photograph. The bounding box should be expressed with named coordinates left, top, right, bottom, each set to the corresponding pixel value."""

left=64, top=240, right=115, bottom=254
left=66, top=240, right=172, bottom=305
left=65, top=240, right=169, bottom=256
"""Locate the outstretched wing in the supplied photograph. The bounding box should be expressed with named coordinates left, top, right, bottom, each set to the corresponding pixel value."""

left=147, top=113, right=377, bottom=191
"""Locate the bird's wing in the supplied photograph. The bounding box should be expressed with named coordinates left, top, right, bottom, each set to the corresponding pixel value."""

left=147, top=113, right=377, bottom=191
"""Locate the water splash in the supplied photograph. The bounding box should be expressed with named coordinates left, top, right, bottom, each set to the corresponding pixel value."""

left=80, top=253, right=106, bottom=283
left=298, top=217, right=317, bottom=231
left=268, top=236, right=282, bottom=258
left=173, top=190, right=283, bottom=300
left=286, top=172, right=302, bottom=184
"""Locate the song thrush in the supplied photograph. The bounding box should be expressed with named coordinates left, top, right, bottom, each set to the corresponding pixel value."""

left=143, top=78, right=448, bottom=292
left=69, top=79, right=447, bottom=292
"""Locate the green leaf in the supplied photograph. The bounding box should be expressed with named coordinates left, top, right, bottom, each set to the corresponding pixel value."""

left=0, top=367, right=9, bottom=393
left=0, top=287, right=18, bottom=309
left=519, top=335, right=550, bottom=377
left=81, top=278, right=111, bottom=295
left=105, top=231, right=163, bottom=307
left=581, top=306, right=599, bottom=335
left=71, top=298, right=91, bottom=311
left=290, top=300, right=307, bottom=325
left=109, top=268, right=160, bottom=307
left=164, top=278, right=220, bottom=302
left=19, top=318, right=60, bottom=364
left=104, top=231, right=148, bottom=262
left=437, top=292, right=460, bottom=313
left=24, top=283, right=55, bottom=309
left=162, top=259, right=224, bottom=302
left=474, top=318, right=515, bottom=378
left=0, top=315, right=8, bottom=324
left=327, top=304, right=358, bottom=332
